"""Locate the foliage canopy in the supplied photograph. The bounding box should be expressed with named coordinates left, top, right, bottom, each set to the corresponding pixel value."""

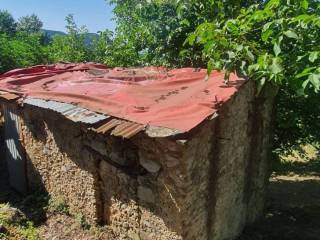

left=187, top=0, right=320, bottom=94
left=0, top=10, right=16, bottom=35
left=17, top=14, right=43, bottom=34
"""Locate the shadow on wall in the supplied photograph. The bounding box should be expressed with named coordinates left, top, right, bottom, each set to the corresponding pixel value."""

left=0, top=150, right=50, bottom=227
left=1, top=106, right=188, bottom=238
left=21, top=107, right=151, bottom=229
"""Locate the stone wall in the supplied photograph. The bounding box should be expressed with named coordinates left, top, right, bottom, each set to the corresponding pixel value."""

left=21, top=106, right=103, bottom=223
left=13, top=80, right=275, bottom=240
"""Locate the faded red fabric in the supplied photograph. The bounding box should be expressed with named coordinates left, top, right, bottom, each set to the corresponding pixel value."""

left=0, top=63, right=246, bottom=132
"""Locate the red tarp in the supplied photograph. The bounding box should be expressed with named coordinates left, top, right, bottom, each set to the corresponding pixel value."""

left=0, top=63, right=246, bottom=132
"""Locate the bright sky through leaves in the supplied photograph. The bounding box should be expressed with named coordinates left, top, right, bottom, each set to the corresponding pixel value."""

left=0, top=0, right=115, bottom=33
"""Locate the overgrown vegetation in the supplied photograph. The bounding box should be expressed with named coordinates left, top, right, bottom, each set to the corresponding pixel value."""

left=0, top=203, right=39, bottom=240
left=0, top=192, right=93, bottom=239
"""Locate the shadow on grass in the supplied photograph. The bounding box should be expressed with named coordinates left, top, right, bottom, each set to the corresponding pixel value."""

left=238, top=177, right=320, bottom=240
left=0, top=178, right=50, bottom=227
left=238, top=148, right=320, bottom=240
left=239, top=206, right=320, bottom=240
left=273, top=158, right=320, bottom=176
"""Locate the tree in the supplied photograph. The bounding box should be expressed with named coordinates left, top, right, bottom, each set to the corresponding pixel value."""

left=186, top=0, right=320, bottom=153
left=187, top=0, right=320, bottom=93
left=0, top=10, right=16, bottom=35
left=107, top=0, right=320, bottom=156
left=91, top=30, right=113, bottom=64
left=0, top=32, right=49, bottom=73
left=107, top=0, right=262, bottom=67
left=16, top=14, right=43, bottom=34
left=48, top=14, right=90, bottom=63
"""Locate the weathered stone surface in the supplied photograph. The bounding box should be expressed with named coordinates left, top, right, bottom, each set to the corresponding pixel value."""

left=21, top=106, right=101, bottom=224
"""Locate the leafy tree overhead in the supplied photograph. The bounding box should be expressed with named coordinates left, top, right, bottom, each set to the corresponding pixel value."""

left=17, top=14, right=43, bottom=34
left=0, top=32, right=49, bottom=73
left=107, top=0, right=319, bottom=155
left=106, top=0, right=262, bottom=67
left=91, top=30, right=113, bottom=64
left=48, top=14, right=90, bottom=63
left=184, top=0, right=320, bottom=153
left=187, top=0, right=320, bottom=94
left=0, top=10, right=17, bottom=35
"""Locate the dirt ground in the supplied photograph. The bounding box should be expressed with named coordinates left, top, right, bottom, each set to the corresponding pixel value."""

left=1, top=143, right=319, bottom=239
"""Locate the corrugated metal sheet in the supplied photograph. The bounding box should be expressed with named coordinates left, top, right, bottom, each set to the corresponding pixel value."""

left=2, top=104, right=27, bottom=194
left=111, top=121, right=145, bottom=138
left=94, top=119, right=124, bottom=133
left=23, top=98, right=109, bottom=124
left=93, top=119, right=144, bottom=138
left=0, top=93, right=20, bottom=101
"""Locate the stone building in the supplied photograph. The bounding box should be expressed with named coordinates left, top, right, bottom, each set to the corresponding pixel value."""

left=0, top=63, right=275, bottom=240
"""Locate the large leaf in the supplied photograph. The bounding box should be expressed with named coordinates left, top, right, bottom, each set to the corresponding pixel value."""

left=284, top=30, right=299, bottom=39
left=273, top=41, right=281, bottom=56
left=308, top=73, right=320, bottom=90
left=301, top=0, right=309, bottom=10
left=309, top=51, right=319, bottom=63
left=270, top=57, right=283, bottom=75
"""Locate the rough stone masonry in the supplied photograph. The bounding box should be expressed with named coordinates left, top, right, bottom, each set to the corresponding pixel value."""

left=2, top=80, right=275, bottom=240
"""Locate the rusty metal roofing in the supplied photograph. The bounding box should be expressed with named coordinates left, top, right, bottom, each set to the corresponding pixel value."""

left=0, top=92, right=20, bottom=101
left=94, top=119, right=124, bottom=133
left=23, top=98, right=109, bottom=124
left=0, top=63, right=246, bottom=133
left=111, top=121, right=145, bottom=138
left=93, top=119, right=145, bottom=139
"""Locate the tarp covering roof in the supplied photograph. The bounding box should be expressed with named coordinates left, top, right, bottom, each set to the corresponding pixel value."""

left=0, top=63, right=246, bottom=132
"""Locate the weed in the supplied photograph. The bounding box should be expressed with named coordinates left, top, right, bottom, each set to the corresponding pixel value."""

left=75, top=213, right=91, bottom=230
left=48, top=196, right=69, bottom=215
left=0, top=203, right=40, bottom=240
left=18, top=221, right=39, bottom=240
left=0, top=232, right=7, bottom=239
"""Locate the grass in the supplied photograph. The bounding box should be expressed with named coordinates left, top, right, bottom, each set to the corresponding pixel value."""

left=238, top=144, right=320, bottom=240
left=47, top=196, right=69, bottom=215
left=273, top=144, right=320, bottom=175
left=239, top=206, right=320, bottom=240
left=0, top=203, right=39, bottom=240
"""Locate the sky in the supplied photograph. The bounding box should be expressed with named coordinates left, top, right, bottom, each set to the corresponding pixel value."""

left=0, top=0, right=115, bottom=33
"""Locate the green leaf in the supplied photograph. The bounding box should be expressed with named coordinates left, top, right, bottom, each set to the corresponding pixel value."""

left=207, top=60, right=214, bottom=76
left=257, top=77, right=266, bottom=95
left=295, top=67, right=317, bottom=78
left=227, top=51, right=236, bottom=59
left=266, top=0, right=280, bottom=9
left=262, top=22, right=273, bottom=32
left=248, top=64, right=259, bottom=74
left=308, top=73, right=320, bottom=90
left=226, top=20, right=238, bottom=34
left=301, top=0, right=309, bottom=10
left=302, top=79, right=309, bottom=89
left=245, top=47, right=255, bottom=61
left=297, top=55, right=306, bottom=61
left=180, top=19, right=190, bottom=27
left=309, top=51, right=319, bottom=63
left=284, top=30, right=298, bottom=39
left=270, top=57, right=283, bottom=75
left=273, top=42, right=281, bottom=56
left=262, top=29, right=273, bottom=42
left=185, top=33, right=196, bottom=45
